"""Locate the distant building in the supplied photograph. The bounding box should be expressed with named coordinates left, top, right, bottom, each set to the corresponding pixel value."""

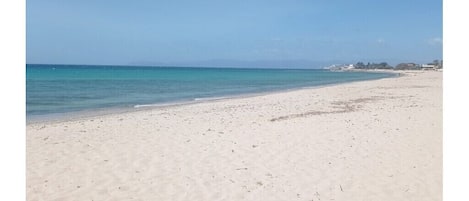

left=323, top=64, right=354, bottom=71
left=421, top=64, right=437, bottom=70
left=345, top=64, right=355, bottom=70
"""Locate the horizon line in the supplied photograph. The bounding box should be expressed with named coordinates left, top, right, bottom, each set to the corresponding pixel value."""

left=26, top=63, right=328, bottom=70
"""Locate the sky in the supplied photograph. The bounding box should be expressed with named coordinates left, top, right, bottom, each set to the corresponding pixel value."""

left=26, top=0, right=442, bottom=68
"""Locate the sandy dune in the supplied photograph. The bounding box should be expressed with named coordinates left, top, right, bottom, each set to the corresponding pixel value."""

left=27, top=71, right=442, bottom=201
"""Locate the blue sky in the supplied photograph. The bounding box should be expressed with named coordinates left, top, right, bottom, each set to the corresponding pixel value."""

left=26, top=0, right=442, bottom=68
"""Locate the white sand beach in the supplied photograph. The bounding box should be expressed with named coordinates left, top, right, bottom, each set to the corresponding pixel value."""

left=26, top=71, right=442, bottom=201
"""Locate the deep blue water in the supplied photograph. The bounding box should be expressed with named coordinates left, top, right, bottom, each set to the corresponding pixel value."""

left=26, top=64, right=394, bottom=118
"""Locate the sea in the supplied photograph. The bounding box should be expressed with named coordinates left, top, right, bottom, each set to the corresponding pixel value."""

left=26, top=64, right=395, bottom=121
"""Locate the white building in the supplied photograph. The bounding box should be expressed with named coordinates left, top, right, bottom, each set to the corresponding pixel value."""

left=345, top=64, right=355, bottom=70
left=421, top=64, right=436, bottom=70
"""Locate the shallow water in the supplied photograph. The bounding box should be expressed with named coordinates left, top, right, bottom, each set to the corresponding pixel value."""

left=26, top=64, right=394, bottom=119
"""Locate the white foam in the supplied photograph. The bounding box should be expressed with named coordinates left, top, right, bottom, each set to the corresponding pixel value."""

left=133, top=96, right=230, bottom=108
left=134, top=104, right=161, bottom=108
left=193, top=96, right=228, bottom=101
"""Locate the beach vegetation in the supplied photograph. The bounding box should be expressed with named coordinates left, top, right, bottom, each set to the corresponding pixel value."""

left=354, top=62, right=394, bottom=69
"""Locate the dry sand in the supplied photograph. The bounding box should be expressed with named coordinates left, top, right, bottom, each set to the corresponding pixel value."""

left=27, top=71, right=442, bottom=201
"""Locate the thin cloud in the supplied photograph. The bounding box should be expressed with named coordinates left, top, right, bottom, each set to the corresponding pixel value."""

left=270, top=38, right=283, bottom=42
left=428, top=37, right=442, bottom=45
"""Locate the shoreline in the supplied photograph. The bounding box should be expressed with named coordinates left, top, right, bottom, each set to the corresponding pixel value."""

left=27, top=70, right=441, bottom=201
left=27, top=70, right=399, bottom=125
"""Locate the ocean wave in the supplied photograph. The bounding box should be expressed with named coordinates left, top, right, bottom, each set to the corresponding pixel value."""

left=193, top=96, right=228, bottom=101
left=134, top=96, right=229, bottom=108
left=134, top=104, right=161, bottom=108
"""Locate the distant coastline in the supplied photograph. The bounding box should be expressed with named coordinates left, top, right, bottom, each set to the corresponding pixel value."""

left=323, top=60, right=443, bottom=71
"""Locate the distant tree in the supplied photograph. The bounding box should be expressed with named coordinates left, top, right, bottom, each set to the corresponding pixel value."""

left=432, top=59, right=441, bottom=68
left=355, top=61, right=392, bottom=69
left=355, top=62, right=366, bottom=69
left=395, top=63, right=407, bottom=70
left=378, top=62, right=393, bottom=69
left=395, top=63, right=420, bottom=70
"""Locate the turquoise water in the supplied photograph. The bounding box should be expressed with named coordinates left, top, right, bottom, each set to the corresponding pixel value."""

left=26, top=64, right=394, bottom=118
